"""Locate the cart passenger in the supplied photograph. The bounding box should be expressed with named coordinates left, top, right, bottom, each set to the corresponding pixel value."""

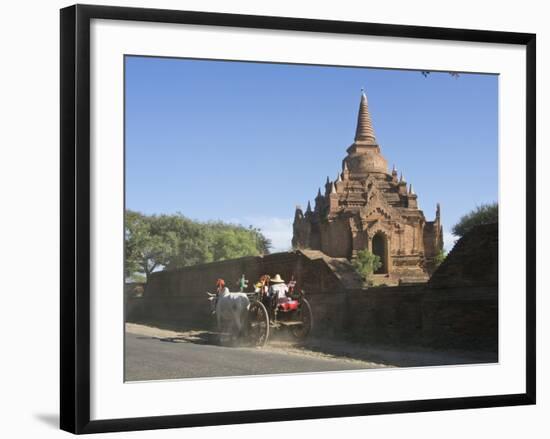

left=255, top=274, right=270, bottom=296
left=269, top=274, right=288, bottom=303
left=216, top=278, right=229, bottom=296
left=238, top=274, right=249, bottom=292
left=287, top=275, right=297, bottom=295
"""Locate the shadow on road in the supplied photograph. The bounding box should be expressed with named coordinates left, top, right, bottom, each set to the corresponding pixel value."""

left=280, top=337, right=498, bottom=367
left=128, top=320, right=497, bottom=367
left=136, top=330, right=253, bottom=348
left=157, top=331, right=216, bottom=345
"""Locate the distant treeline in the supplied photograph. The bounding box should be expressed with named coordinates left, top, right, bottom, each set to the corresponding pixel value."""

left=125, top=210, right=271, bottom=281
left=452, top=202, right=498, bottom=238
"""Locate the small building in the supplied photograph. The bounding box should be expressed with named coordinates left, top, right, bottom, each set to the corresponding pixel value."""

left=292, top=90, right=443, bottom=284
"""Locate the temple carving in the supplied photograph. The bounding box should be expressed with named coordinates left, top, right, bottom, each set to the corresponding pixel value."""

left=292, top=90, right=443, bottom=284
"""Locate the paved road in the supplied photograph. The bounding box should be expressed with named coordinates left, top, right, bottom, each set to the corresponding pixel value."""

left=125, top=332, right=376, bottom=381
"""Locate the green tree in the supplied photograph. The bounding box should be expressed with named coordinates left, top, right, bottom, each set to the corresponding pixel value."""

left=352, top=249, right=382, bottom=284
left=166, top=215, right=214, bottom=267
left=125, top=210, right=179, bottom=281
left=125, top=210, right=272, bottom=278
left=247, top=225, right=271, bottom=256
left=433, top=249, right=447, bottom=268
left=129, top=273, right=146, bottom=284
left=452, top=202, right=498, bottom=238
left=206, top=222, right=271, bottom=262
left=166, top=219, right=271, bottom=268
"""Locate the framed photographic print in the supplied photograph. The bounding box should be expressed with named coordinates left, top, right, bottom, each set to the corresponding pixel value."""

left=60, top=4, right=536, bottom=434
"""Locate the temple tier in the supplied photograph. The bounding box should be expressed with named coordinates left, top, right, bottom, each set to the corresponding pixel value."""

left=292, top=91, right=443, bottom=284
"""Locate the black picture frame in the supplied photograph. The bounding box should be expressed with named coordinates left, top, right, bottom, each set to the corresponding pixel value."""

left=60, top=4, right=536, bottom=434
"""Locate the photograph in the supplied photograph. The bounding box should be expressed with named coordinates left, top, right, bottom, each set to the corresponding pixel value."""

left=0, top=0, right=542, bottom=435
left=123, top=56, right=499, bottom=382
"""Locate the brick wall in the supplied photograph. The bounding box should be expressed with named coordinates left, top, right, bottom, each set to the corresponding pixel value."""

left=429, top=223, right=498, bottom=288
left=127, top=225, right=498, bottom=353
left=131, top=249, right=363, bottom=328
left=145, top=249, right=362, bottom=299
left=339, top=285, right=497, bottom=351
left=128, top=283, right=497, bottom=353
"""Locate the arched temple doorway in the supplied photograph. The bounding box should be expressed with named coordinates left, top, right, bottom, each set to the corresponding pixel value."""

left=372, top=232, right=388, bottom=274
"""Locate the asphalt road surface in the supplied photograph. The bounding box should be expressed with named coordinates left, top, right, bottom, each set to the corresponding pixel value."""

left=125, top=331, right=379, bottom=381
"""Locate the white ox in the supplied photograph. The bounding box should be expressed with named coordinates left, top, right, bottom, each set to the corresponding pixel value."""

left=207, top=290, right=250, bottom=341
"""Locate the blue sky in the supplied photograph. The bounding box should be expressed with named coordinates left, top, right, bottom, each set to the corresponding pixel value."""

left=125, top=56, right=498, bottom=252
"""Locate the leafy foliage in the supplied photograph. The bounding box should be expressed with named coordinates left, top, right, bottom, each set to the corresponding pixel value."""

left=124, top=210, right=179, bottom=281
left=452, top=202, right=498, bottom=238
left=125, top=210, right=271, bottom=280
left=352, top=249, right=382, bottom=284
left=433, top=249, right=447, bottom=268
left=128, top=273, right=147, bottom=284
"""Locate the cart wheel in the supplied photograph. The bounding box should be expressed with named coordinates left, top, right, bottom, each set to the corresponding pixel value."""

left=290, top=298, right=313, bottom=339
left=248, top=301, right=269, bottom=347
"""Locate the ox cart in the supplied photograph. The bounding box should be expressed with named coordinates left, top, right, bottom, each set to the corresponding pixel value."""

left=246, top=290, right=313, bottom=347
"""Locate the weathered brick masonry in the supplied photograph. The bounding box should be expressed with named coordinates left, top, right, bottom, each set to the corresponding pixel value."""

left=127, top=249, right=363, bottom=328
left=127, top=224, right=497, bottom=352
left=292, top=91, right=444, bottom=284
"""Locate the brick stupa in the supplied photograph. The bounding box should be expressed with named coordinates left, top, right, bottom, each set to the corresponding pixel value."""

left=292, top=90, right=443, bottom=284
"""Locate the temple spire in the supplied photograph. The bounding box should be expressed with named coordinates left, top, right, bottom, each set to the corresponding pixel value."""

left=354, top=89, right=376, bottom=143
